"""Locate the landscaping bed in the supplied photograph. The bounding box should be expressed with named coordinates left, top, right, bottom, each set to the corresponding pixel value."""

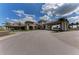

left=0, top=31, right=10, bottom=37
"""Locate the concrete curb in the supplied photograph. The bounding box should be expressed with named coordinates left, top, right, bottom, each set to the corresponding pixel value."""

left=0, top=33, right=20, bottom=40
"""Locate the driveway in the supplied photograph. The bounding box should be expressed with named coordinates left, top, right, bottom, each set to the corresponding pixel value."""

left=0, top=30, right=79, bottom=55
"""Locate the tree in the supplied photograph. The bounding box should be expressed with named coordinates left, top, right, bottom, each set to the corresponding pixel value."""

left=71, top=23, right=74, bottom=29
left=18, top=22, right=22, bottom=26
left=76, top=22, right=79, bottom=29
left=4, top=21, right=11, bottom=26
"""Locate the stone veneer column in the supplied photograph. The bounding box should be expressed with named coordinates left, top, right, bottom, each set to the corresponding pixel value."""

left=45, top=25, right=48, bottom=30
left=33, top=26, right=35, bottom=30
left=64, top=22, right=67, bottom=31
left=25, top=24, right=29, bottom=30
left=61, top=22, right=64, bottom=31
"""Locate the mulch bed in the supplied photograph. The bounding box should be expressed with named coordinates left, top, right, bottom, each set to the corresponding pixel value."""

left=0, top=31, right=10, bottom=37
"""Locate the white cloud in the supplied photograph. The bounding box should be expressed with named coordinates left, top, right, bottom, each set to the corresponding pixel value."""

left=42, top=3, right=64, bottom=16
left=39, top=15, right=56, bottom=23
left=22, top=16, right=37, bottom=23
left=40, top=15, right=50, bottom=21
left=13, top=10, right=35, bottom=17
left=13, top=10, right=25, bottom=14
left=42, top=3, right=64, bottom=12
left=42, top=3, right=79, bottom=17
left=7, top=16, right=37, bottom=25
left=8, top=16, right=37, bottom=24
left=12, top=10, right=25, bottom=17
left=74, top=7, right=79, bottom=14
left=68, top=16, right=79, bottom=23
left=12, top=9, right=37, bottom=23
left=6, top=17, right=10, bottom=20
left=56, top=3, right=79, bottom=17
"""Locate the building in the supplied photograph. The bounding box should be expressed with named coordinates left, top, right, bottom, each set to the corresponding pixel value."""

left=46, top=18, right=69, bottom=31
left=5, top=17, right=69, bottom=31
left=69, top=22, right=79, bottom=30
left=38, top=20, right=47, bottom=30
left=5, top=20, right=38, bottom=31
left=25, top=20, right=38, bottom=30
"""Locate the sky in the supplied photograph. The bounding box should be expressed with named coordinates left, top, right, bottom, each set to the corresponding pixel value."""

left=0, top=3, right=45, bottom=26
left=0, top=3, right=79, bottom=26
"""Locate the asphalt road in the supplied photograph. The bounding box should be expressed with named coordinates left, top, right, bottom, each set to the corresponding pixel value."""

left=0, top=30, right=79, bottom=55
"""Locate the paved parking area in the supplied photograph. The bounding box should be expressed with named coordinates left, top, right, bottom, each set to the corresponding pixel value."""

left=0, top=30, right=79, bottom=55
left=52, top=31, right=79, bottom=49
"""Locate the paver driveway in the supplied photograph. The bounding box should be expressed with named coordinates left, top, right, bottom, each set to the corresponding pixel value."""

left=0, top=30, right=79, bottom=55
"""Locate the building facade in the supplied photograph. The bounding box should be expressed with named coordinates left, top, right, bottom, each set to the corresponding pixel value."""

left=45, top=18, right=69, bottom=31
left=5, top=17, right=69, bottom=31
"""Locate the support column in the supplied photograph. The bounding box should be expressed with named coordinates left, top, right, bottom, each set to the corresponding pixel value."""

left=64, top=22, right=67, bottom=31
left=61, top=22, right=64, bottom=31
left=45, top=25, right=48, bottom=30
left=25, top=24, right=29, bottom=30
left=50, top=25, right=52, bottom=30
left=33, top=26, right=35, bottom=30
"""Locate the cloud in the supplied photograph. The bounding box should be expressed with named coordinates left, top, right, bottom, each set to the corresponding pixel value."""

left=6, top=17, right=10, bottom=20
left=39, top=15, right=58, bottom=23
left=42, top=3, right=64, bottom=16
left=41, top=3, right=79, bottom=23
left=7, top=16, right=37, bottom=25
left=42, top=3, right=64, bottom=12
left=12, top=9, right=37, bottom=23
left=8, top=15, right=37, bottom=24
left=68, top=16, right=79, bottom=23
left=13, top=10, right=35, bottom=17
left=42, top=3, right=79, bottom=17
left=40, top=15, right=50, bottom=21
left=13, top=10, right=25, bottom=14
left=22, top=16, right=37, bottom=23
left=55, top=3, right=79, bottom=17
left=12, top=10, right=25, bottom=17
left=74, top=7, right=79, bottom=15
left=8, top=16, right=37, bottom=24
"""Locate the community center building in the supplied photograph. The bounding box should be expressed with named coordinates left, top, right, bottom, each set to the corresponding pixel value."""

left=5, top=17, right=69, bottom=31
